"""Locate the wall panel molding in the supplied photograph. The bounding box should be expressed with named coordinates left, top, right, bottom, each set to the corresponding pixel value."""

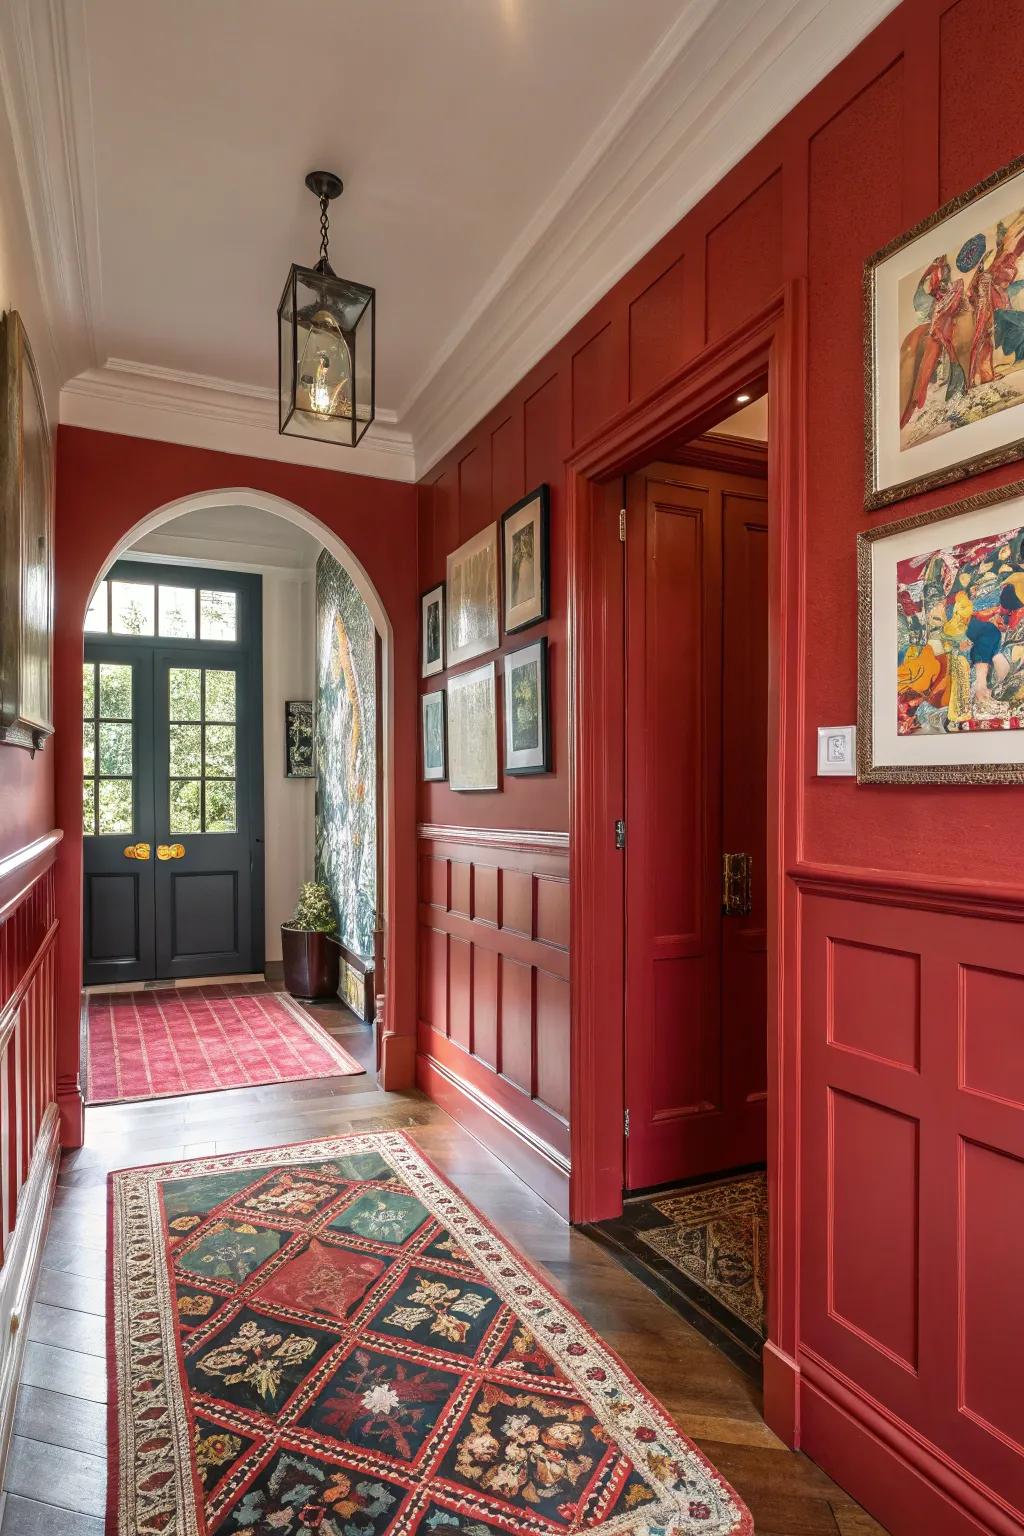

left=418, top=823, right=569, bottom=855
left=0, top=831, right=63, bottom=924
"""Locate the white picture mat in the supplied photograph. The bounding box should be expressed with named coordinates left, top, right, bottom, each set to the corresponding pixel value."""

left=873, top=168, right=1024, bottom=496
left=869, top=490, right=1024, bottom=767
left=446, top=524, right=499, bottom=665
left=446, top=660, right=498, bottom=790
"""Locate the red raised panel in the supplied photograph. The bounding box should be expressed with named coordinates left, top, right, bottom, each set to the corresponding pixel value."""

left=473, top=864, right=499, bottom=927
left=449, top=937, right=471, bottom=1050
left=705, top=171, right=782, bottom=343
left=501, top=870, right=533, bottom=938
left=535, top=877, right=568, bottom=951
left=420, top=855, right=448, bottom=910
left=629, top=256, right=687, bottom=402
left=960, top=965, right=1024, bottom=1108
left=473, top=948, right=499, bottom=1070
left=961, top=1137, right=1024, bottom=1454
left=535, top=969, right=570, bottom=1121
left=500, top=954, right=533, bottom=1094
left=572, top=323, right=620, bottom=447
left=829, top=939, right=920, bottom=1071
left=490, top=416, right=522, bottom=519
left=459, top=446, right=489, bottom=538
left=939, top=0, right=1017, bottom=204
left=829, top=1088, right=919, bottom=1371
left=449, top=861, right=472, bottom=919
left=420, top=926, right=448, bottom=1032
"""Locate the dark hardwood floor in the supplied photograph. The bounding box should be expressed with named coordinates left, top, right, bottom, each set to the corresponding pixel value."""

left=0, top=995, right=889, bottom=1535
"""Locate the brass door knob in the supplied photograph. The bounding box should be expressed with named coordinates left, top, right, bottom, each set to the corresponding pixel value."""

left=157, top=843, right=185, bottom=860
left=123, top=843, right=151, bottom=860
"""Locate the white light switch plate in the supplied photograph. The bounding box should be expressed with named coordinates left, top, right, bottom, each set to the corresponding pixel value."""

left=817, top=725, right=856, bottom=776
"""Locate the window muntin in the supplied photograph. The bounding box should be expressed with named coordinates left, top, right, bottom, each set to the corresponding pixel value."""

left=85, top=578, right=239, bottom=642
left=168, top=666, right=237, bottom=834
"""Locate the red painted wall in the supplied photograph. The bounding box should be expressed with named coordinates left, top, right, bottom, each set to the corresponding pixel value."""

left=53, top=427, right=419, bottom=1140
left=417, top=0, right=1024, bottom=1529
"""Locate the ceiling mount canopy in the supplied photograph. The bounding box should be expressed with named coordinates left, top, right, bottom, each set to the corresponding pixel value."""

left=278, top=169, right=375, bottom=447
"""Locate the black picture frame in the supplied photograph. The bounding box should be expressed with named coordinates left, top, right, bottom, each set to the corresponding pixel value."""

left=421, top=582, right=445, bottom=677
left=501, top=484, right=549, bottom=634
left=285, top=699, right=314, bottom=778
left=421, top=688, right=447, bottom=781
left=503, top=636, right=550, bottom=775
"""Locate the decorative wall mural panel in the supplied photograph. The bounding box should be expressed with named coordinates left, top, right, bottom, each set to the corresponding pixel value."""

left=315, top=552, right=377, bottom=960
left=446, top=525, right=499, bottom=666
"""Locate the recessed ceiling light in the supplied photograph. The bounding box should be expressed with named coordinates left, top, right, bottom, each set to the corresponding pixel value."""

left=736, top=393, right=751, bottom=403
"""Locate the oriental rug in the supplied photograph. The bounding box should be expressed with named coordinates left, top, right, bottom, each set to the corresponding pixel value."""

left=107, top=1131, right=751, bottom=1536
left=87, top=984, right=363, bottom=1104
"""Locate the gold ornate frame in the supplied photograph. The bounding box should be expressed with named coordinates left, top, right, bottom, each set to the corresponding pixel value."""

left=0, top=310, right=53, bottom=751
left=858, top=476, right=1024, bottom=783
left=864, top=152, right=1024, bottom=511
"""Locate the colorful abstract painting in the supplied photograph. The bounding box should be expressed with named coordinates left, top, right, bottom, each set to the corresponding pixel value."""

left=315, top=553, right=376, bottom=962
left=108, top=1131, right=751, bottom=1536
left=896, top=519, right=1024, bottom=733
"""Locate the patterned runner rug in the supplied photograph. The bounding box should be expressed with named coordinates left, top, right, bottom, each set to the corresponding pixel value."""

left=87, top=984, right=363, bottom=1104
left=107, top=1131, right=751, bottom=1535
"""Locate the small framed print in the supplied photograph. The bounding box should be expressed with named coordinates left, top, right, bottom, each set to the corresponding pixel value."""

left=858, top=477, right=1024, bottom=783
left=866, top=153, right=1024, bottom=509
left=447, top=660, right=498, bottom=792
left=285, top=699, right=314, bottom=778
left=503, top=638, right=550, bottom=775
left=447, top=524, right=499, bottom=666
left=421, top=688, right=446, bottom=781
left=816, top=725, right=856, bottom=776
left=421, top=583, right=444, bottom=677
left=501, top=485, right=549, bottom=633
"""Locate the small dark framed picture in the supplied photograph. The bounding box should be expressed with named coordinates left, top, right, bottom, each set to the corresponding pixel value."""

left=285, top=699, right=314, bottom=778
left=501, top=485, right=549, bottom=633
left=421, top=583, right=445, bottom=677
left=503, top=638, right=550, bottom=775
left=421, top=689, right=447, bottom=781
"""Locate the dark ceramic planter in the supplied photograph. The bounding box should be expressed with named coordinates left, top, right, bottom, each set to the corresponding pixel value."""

left=281, top=927, right=339, bottom=1000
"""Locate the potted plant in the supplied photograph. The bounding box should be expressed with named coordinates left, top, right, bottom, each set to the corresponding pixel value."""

left=281, top=882, right=340, bottom=1000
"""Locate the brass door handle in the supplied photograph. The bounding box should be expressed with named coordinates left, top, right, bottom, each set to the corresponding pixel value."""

left=123, top=842, right=150, bottom=861
left=722, top=852, right=752, bottom=916
left=157, top=843, right=185, bottom=861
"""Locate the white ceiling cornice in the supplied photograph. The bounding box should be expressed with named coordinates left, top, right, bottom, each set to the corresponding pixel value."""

left=60, top=360, right=417, bottom=482
left=405, top=0, right=901, bottom=475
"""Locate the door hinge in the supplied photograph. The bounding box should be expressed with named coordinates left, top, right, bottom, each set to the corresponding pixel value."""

left=618, top=508, right=626, bottom=542
left=614, top=818, right=626, bottom=850
left=624, top=1108, right=630, bottom=1137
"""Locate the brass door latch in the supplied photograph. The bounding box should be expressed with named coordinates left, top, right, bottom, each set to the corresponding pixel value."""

left=722, top=852, right=752, bottom=916
left=123, top=843, right=151, bottom=860
left=157, top=843, right=186, bottom=860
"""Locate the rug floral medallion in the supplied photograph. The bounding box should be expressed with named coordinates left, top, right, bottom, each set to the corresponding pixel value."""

left=108, top=1132, right=751, bottom=1536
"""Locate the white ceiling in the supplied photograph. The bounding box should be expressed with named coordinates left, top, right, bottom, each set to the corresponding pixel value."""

left=1, top=0, right=898, bottom=479
left=130, top=504, right=322, bottom=571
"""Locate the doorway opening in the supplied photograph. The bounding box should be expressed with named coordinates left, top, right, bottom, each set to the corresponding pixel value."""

left=587, top=391, right=770, bottom=1377
left=78, top=495, right=386, bottom=1108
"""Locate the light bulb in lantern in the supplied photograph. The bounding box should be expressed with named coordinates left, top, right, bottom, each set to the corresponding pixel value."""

left=297, top=315, right=352, bottom=419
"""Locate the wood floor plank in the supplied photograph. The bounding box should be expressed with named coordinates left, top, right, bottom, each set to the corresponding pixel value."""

left=19, top=1342, right=107, bottom=1404
left=0, top=1494, right=103, bottom=1535
left=13, top=1385, right=106, bottom=1457
left=35, top=1268, right=105, bottom=1317
left=28, top=1303, right=105, bottom=1358
left=4, top=1438, right=105, bottom=1518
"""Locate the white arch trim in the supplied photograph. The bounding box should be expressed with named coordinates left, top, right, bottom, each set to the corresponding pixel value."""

left=88, top=487, right=395, bottom=1031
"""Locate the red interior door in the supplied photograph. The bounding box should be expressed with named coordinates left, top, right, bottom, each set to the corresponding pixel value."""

left=624, top=459, right=768, bottom=1190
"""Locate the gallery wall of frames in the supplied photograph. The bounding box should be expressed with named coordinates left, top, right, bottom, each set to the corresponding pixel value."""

left=417, top=2, right=1024, bottom=1532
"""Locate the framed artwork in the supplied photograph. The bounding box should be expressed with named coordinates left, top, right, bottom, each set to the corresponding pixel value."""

left=446, top=660, right=498, bottom=791
left=866, top=154, right=1024, bottom=509
left=446, top=523, right=499, bottom=666
left=501, top=485, right=549, bottom=633
left=503, top=638, right=550, bottom=774
left=858, top=477, right=1024, bottom=783
left=285, top=699, right=314, bottom=777
left=421, top=688, right=446, bottom=781
left=421, top=582, right=444, bottom=677
left=0, top=311, right=53, bottom=751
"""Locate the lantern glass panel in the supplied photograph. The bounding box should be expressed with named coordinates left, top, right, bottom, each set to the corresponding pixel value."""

left=278, top=264, right=375, bottom=446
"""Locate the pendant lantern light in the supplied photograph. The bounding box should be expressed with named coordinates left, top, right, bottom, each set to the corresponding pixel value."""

left=278, top=171, right=375, bottom=446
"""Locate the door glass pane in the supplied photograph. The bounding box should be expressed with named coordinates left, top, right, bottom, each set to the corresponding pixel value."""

left=83, top=662, right=96, bottom=717
left=98, top=779, right=133, bottom=834
left=205, top=724, right=235, bottom=778
left=82, top=779, right=96, bottom=835
left=205, top=669, right=236, bottom=721
left=99, top=721, right=132, bottom=776
left=170, top=779, right=202, bottom=834
left=158, top=585, right=197, bottom=638
left=199, top=589, right=237, bottom=641
left=205, top=780, right=236, bottom=833
left=83, top=722, right=96, bottom=775
left=110, top=581, right=155, bottom=636
left=99, top=663, right=132, bottom=719
left=84, top=582, right=107, bottom=633
left=169, top=723, right=202, bottom=777
left=169, top=667, right=202, bottom=721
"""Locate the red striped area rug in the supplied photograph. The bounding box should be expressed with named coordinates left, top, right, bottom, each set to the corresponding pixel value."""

left=86, top=984, right=364, bottom=1104
left=107, top=1130, right=751, bottom=1536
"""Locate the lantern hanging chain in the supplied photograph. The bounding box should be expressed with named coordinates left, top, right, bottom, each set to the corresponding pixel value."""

left=319, top=193, right=330, bottom=266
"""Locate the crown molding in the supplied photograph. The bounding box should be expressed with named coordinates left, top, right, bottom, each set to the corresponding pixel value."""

left=60, top=360, right=417, bottom=483
left=404, top=0, right=900, bottom=475
left=0, top=0, right=102, bottom=388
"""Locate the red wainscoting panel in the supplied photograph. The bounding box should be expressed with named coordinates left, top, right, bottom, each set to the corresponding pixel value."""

left=416, top=825, right=570, bottom=1216
left=798, top=871, right=1024, bottom=1535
